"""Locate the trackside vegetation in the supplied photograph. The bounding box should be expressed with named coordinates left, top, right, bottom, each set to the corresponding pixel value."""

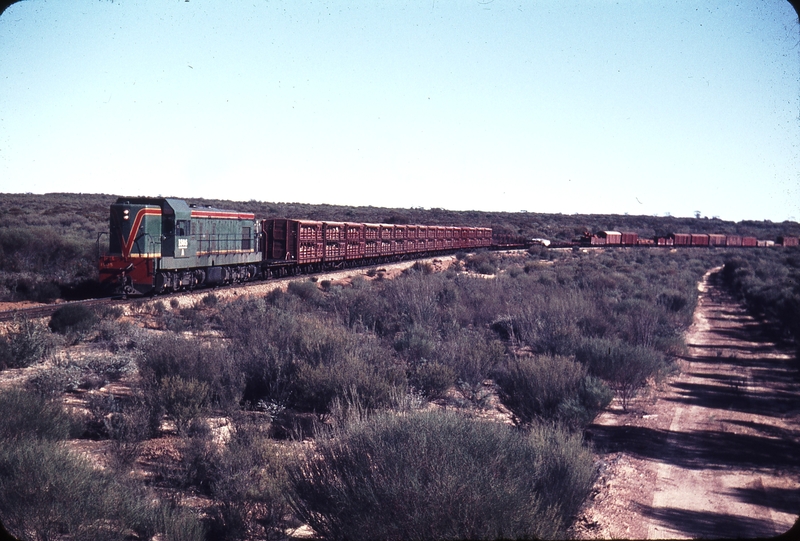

left=288, top=410, right=594, bottom=541
left=1, top=191, right=798, bottom=539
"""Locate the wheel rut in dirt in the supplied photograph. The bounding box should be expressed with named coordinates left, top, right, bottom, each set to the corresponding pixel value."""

left=576, top=267, right=800, bottom=539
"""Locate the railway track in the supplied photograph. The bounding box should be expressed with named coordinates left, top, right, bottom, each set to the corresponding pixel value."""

left=0, top=298, right=120, bottom=322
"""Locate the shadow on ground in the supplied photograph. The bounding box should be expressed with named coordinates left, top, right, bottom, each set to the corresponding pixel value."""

left=635, top=503, right=783, bottom=539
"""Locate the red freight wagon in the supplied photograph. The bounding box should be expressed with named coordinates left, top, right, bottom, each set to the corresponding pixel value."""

left=669, top=233, right=691, bottom=246
left=778, top=236, right=799, bottom=247
left=322, top=222, right=346, bottom=261
left=590, top=236, right=606, bottom=246
left=742, top=237, right=757, bottom=247
left=656, top=237, right=674, bottom=246
left=264, top=219, right=323, bottom=264
left=323, top=240, right=345, bottom=261
left=323, top=222, right=345, bottom=242
left=690, top=234, right=709, bottom=246
left=620, top=232, right=638, bottom=245
left=345, top=240, right=363, bottom=260
left=597, top=231, right=622, bottom=245
left=708, top=234, right=726, bottom=246
left=726, top=235, right=742, bottom=247
left=456, top=227, right=468, bottom=250
left=345, top=223, right=365, bottom=260
left=637, top=238, right=654, bottom=246
left=479, top=228, right=492, bottom=247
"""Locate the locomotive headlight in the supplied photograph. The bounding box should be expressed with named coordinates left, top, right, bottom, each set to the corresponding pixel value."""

left=123, top=209, right=129, bottom=220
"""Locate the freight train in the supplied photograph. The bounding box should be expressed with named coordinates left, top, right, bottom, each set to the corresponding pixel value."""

left=98, top=197, right=799, bottom=297
left=98, top=197, right=492, bottom=296
left=577, top=230, right=800, bottom=248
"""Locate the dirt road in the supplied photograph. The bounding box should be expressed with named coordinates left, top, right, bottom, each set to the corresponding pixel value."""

left=575, top=268, right=800, bottom=539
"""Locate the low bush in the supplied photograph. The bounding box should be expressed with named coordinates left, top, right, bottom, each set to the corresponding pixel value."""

left=465, top=252, right=497, bottom=275
left=494, top=354, right=612, bottom=429
left=207, top=415, right=292, bottom=540
left=0, top=389, right=80, bottom=441
left=158, top=376, right=213, bottom=435
left=93, top=394, right=156, bottom=465
left=288, top=409, right=595, bottom=540
left=138, top=334, right=243, bottom=413
left=48, top=304, right=97, bottom=336
left=0, top=387, right=204, bottom=541
left=28, top=362, right=84, bottom=396
left=0, top=317, right=52, bottom=370
left=0, top=438, right=205, bottom=541
left=408, top=360, right=455, bottom=399
left=95, top=319, right=140, bottom=352
left=287, top=279, right=323, bottom=303
left=575, top=337, right=668, bottom=410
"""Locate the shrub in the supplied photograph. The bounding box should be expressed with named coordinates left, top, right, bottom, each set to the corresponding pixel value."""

left=138, top=334, right=243, bottom=413
left=0, top=386, right=203, bottom=540
left=87, top=353, right=137, bottom=381
left=287, top=279, right=323, bottom=303
left=437, top=329, right=504, bottom=387
left=0, top=438, right=205, bottom=541
left=0, top=317, right=52, bottom=369
left=288, top=410, right=594, bottom=540
left=494, top=354, right=612, bottom=428
left=98, top=395, right=156, bottom=465
left=48, top=304, right=97, bottom=335
left=158, top=377, right=212, bottom=435
left=0, top=389, right=79, bottom=442
left=28, top=363, right=84, bottom=396
left=465, top=252, right=497, bottom=275
left=408, top=360, right=456, bottom=399
left=95, top=319, right=139, bottom=352
left=575, top=337, right=668, bottom=411
left=207, top=415, right=291, bottom=540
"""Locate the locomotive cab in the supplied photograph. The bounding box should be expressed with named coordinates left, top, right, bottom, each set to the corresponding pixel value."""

left=100, top=200, right=163, bottom=296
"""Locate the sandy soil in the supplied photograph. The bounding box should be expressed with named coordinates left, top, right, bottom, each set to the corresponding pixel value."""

left=573, top=268, right=800, bottom=539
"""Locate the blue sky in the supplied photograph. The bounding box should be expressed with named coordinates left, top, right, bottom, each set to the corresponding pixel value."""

left=1, top=0, right=798, bottom=222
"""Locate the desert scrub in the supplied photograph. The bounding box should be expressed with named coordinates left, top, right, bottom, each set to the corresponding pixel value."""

left=48, top=304, right=97, bottom=335
left=494, top=354, right=612, bottom=429
left=0, top=389, right=81, bottom=441
left=207, top=414, right=292, bottom=540
left=0, top=317, right=53, bottom=370
left=575, top=337, right=669, bottom=411
left=288, top=409, right=594, bottom=540
left=137, top=334, right=244, bottom=416
left=0, top=388, right=204, bottom=541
